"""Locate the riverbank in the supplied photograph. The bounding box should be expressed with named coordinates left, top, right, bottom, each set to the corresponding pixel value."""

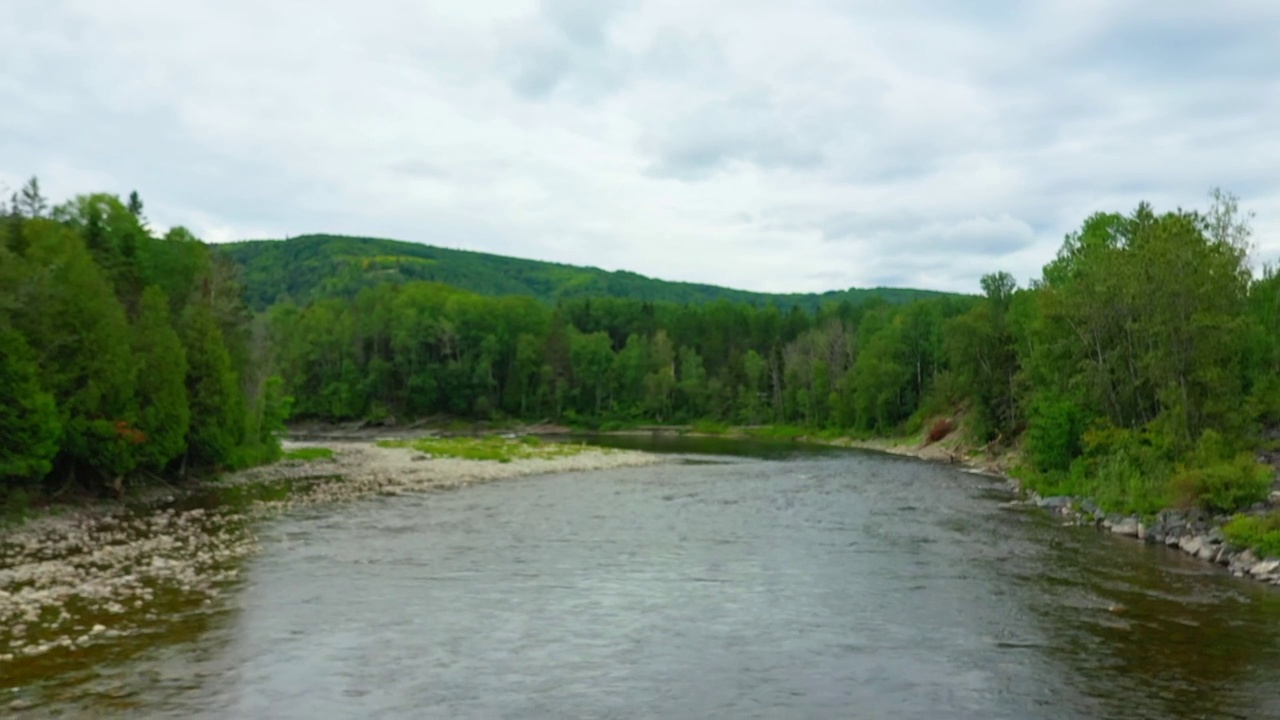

left=0, top=438, right=661, bottom=687
left=830, top=429, right=1280, bottom=587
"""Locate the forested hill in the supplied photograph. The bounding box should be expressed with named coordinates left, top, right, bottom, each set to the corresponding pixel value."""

left=219, top=234, right=956, bottom=311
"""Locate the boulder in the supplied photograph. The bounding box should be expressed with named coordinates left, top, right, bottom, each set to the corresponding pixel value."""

left=1110, top=517, right=1141, bottom=537
left=1248, top=559, right=1280, bottom=578
left=1179, top=535, right=1205, bottom=557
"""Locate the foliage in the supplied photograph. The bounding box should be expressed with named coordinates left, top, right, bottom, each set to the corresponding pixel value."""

left=132, top=286, right=190, bottom=473
left=1223, top=514, right=1280, bottom=559
left=0, top=328, right=61, bottom=482
left=221, top=233, right=959, bottom=312
left=1023, top=392, right=1088, bottom=473
left=0, top=181, right=283, bottom=501
left=183, top=304, right=246, bottom=468
left=5, top=179, right=1279, bottom=528
left=1168, top=432, right=1272, bottom=513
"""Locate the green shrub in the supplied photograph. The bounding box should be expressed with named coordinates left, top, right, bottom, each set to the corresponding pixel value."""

left=1223, top=513, right=1280, bottom=558
left=1024, top=393, right=1087, bottom=473
left=1170, top=453, right=1272, bottom=513
left=1040, top=424, right=1173, bottom=516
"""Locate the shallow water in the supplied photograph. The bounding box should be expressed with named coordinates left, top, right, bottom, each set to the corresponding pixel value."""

left=12, top=438, right=1280, bottom=718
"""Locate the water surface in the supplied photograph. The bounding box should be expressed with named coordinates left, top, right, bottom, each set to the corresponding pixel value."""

left=19, top=439, right=1280, bottom=718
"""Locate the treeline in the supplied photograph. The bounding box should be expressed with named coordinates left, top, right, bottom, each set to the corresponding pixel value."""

left=5, top=178, right=1278, bottom=519
left=268, top=190, right=1280, bottom=515
left=1, top=179, right=289, bottom=501
left=267, top=282, right=977, bottom=429
left=222, top=234, right=954, bottom=312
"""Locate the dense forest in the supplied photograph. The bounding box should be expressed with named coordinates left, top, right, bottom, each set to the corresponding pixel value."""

left=260, top=190, right=1280, bottom=516
left=4, top=180, right=1280, bottom=524
left=222, top=234, right=956, bottom=311
left=0, top=179, right=289, bottom=504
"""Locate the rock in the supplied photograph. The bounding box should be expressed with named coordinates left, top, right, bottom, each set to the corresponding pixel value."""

left=1137, top=522, right=1147, bottom=541
left=1037, top=496, right=1073, bottom=510
left=1230, top=549, right=1260, bottom=575
left=1179, top=535, right=1205, bottom=556
left=1110, top=517, right=1141, bottom=537
left=1249, top=559, right=1280, bottom=578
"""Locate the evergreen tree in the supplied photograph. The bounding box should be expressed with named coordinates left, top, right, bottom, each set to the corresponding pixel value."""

left=17, top=177, right=47, bottom=218
left=0, top=328, right=62, bottom=483
left=18, top=221, right=139, bottom=486
left=132, top=286, right=191, bottom=473
left=182, top=303, right=245, bottom=468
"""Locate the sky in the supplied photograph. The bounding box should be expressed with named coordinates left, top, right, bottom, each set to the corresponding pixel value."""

left=4, top=0, right=1280, bottom=294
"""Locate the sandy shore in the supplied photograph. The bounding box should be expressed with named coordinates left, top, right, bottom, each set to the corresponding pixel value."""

left=0, top=441, right=661, bottom=675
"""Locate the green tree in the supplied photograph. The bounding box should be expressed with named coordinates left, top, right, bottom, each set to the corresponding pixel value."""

left=0, top=328, right=62, bottom=483
left=18, top=220, right=139, bottom=486
left=132, top=286, right=190, bottom=473
left=183, top=303, right=244, bottom=468
left=17, top=177, right=46, bottom=218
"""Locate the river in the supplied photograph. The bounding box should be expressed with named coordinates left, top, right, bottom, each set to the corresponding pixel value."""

left=13, top=437, right=1280, bottom=718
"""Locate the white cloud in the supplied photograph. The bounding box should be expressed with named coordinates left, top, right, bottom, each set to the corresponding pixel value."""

left=4, top=0, right=1280, bottom=294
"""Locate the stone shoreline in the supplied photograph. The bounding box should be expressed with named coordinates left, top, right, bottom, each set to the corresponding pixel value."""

left=857, top=437, right=1280, bottom=587
left=1023, top=492, right=1280, bottom=585
left=0, top=441, right=663, bottom=675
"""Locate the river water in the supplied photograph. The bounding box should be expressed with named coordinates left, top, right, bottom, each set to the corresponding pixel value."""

left=16, top=437, right=1280, bottom=718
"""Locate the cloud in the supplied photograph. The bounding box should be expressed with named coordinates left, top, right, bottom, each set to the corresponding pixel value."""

left=499, top=0, right=635, bottom=100
left=3, top=0, right=1280, bottom=295
left=643, top=91, right=827, bottom=178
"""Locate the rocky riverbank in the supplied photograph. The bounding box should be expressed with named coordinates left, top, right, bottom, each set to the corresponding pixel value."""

left=0, top=439, right=662, bottom=691
left=1023, top=491, right=1280, bottom=584
left=856, top=433, right=1280, bottom=586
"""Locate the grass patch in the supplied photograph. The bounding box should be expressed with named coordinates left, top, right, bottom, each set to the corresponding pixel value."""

left=1223, top=513, right=1280, bottom=558
left=690, top=420, right=731, bottom=435
left=376, top=435, right=594, bottom=463
left=283, top=447, right=335, bottom=461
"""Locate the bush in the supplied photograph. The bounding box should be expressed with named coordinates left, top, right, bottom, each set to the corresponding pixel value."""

left=1223, top=513, right=1280, bottom=558
left=1170, top=453, right=1272, bottom=513
left=1024, top=393, right=1086, bottom=473
left=1044, top=424, right=1173, bottom=516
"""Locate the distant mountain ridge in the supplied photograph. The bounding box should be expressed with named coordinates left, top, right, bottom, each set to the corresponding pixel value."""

left=218, top=233, right=959, bottom=310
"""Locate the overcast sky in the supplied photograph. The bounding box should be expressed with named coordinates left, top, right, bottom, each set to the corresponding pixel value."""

left=4, top=1, right=1280, bottom=294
